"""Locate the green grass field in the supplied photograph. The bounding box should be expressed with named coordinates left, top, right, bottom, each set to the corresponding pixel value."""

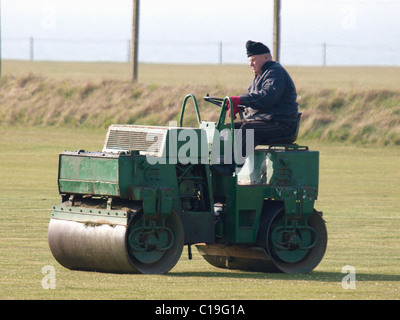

left=0, top=126, right=399, bottom=300
left=0, top=60, right=399, bottom=300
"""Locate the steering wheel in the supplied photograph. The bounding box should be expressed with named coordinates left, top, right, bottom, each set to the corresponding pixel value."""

left=203, top=94, right=244, bottom=122
left=203, top=94, right=225, bottom=107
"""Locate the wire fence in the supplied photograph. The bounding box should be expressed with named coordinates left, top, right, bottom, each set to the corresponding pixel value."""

left=2, top=37, right=400, bottom=66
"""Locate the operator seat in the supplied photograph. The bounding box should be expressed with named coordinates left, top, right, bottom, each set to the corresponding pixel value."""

left=266, top=113, right=302, bottom=145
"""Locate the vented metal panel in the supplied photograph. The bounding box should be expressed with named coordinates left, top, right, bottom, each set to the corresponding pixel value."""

left=103, top=125, right=168, bottom=155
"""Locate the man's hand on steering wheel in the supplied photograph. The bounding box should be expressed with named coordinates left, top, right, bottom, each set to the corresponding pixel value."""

left=225, top=96, right=242, bottom=120
left=203, top=95, right=243, bottom=120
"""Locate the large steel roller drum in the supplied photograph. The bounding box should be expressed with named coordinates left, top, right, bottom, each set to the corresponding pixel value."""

left=48, top=210, right=184, bottom=274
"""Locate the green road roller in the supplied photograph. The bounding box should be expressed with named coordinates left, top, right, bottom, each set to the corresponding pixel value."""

left=48, top=95, right=327, bottom=274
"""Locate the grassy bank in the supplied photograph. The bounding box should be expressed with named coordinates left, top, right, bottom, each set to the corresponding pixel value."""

left=1, top=69, right=399, bottom=145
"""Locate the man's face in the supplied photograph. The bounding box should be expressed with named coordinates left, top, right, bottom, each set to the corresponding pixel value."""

left=248, top=54, right=268, bottom=76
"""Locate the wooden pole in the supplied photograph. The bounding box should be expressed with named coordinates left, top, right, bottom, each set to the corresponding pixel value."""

left=273, top=0, right=281, bottom=62
left=131, top=0, right=140, bottom=81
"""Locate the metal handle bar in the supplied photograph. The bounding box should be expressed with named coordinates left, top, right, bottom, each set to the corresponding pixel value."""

left=203, top=94, right=224, bottom=107
left=203, top=94, right=245, bottom=109
left=179, top=94, right=201, bottom=127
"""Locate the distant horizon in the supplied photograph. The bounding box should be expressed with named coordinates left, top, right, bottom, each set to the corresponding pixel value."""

left=2, top=0, right=400, bottom=65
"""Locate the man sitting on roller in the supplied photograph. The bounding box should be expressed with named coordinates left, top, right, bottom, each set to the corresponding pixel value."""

left=225, top=40, right=299, bottom=172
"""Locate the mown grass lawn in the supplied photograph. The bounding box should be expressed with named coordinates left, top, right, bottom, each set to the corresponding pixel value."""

left=0, top=125, right=399, bottom=300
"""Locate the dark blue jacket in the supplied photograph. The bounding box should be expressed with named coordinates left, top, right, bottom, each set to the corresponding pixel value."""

left=239, top=61, right=298, bottom=124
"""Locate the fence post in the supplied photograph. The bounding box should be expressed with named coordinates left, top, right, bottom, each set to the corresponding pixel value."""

left=322, top=42, right=327, bottom=66
left=219, top=42, right=223, bottom=64
left=127, top=39, right=131, bottom=62
left=30, top=37, right=34, bottom=61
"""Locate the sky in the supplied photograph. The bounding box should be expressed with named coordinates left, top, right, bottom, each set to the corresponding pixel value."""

left=2, top=0, right=400, bottom=65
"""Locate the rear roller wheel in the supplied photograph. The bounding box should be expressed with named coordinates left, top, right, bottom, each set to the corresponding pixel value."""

left=266, top=209, right=327, bottom=273
left=196, top=202, right=327, bottom=274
